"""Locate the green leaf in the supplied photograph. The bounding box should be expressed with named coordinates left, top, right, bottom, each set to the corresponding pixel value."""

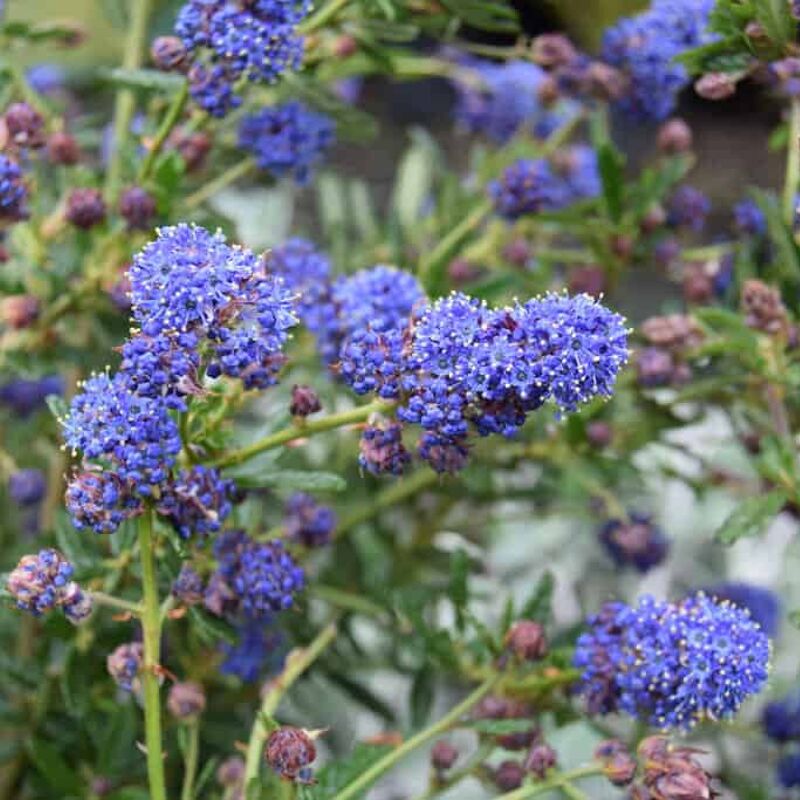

left=753, top=0, right=793, bottom=49
left=302, top=743, right=393, bottom=800
left=187, top=607, right=238, bottom=645
left=27, top=738, right=82, bottom=796
left=447, top=549, right=470, bottom=630
left=227, top=469, right=347, bottom=492
left=519, top=571, right=555, bottom=623
left=410, top=667, right=435, bottom=728
left=391, top=129, right=439, bottom=232
left=597, top=143, right=625, bottom=223
left=714, top=489, right=788, bottom=545
left=467, top=719, right=539, bottom=735
left=100, top=68, right=185, bottom=93
left=323, top=671, right=396, bottom=723
left=789, top=609, right=800, bottom=629
left=45, top=393, right=69, bottom=422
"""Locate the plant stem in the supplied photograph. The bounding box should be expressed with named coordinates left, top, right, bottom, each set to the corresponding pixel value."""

left=330, top=675, right=499, bottom=800
left=492, top=765, right=602, bottom=800
left=211, top=399, right=393, bottom=468
left=139, top=80, right=190, bottom=182
left=138, top=510, right=168, bottom=800
left=90, top=591, right=143, bottom=615
left=244, top=621, right=338, bottom=788
left=184, top=158, right=257, bottom=210
left=105, top=0, right=154, bottom=202
left=298, top=0, right=352, bottom=33
left=180, top=720, right=200, bottom=800
left=784, top=98, right=800, bottom=227
left=336, top=469, right=439, bottom=536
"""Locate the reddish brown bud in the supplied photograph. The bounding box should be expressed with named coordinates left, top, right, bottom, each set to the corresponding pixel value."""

left=657, top=118, right=693, bottom=155
left=170, top=129, right=212, bottom=173
left=641, top=315, right=703, bottom=350
left=2, top=295, right=40, bottom=329
left=682, top=263, right=714, bottom=305
left=151, top=36, right=188, bottom=72
left=3, top=102, right=45, bottom=149
left=290, top=384, right=321, bottom=417
left=447, top=258, right=482, bottom=286
left=493, top=760, right=525, bottom=791
left=502, top=238, right=531, bottom=267
left=430, top=740, right=459, bottom=772
left=694, top=73, right=736, bottom=101
left=217, top=756, right=245, bottom=787
left=119, top=186, right=157, bottom=231
left=505, top=620, right=548, bottom=662
left=595, top=740, right=637, bottom=787
left=47, top=131, right=81, bottom=165
left=568, top=265, right=605, bottom=298
left=586, top=420, right=613, bottom=448
left=332, top=34, right=358, bottom=58
left=641, top=204, right=667, bottom=233
left=167, top=681, right=206, bottom=720
left=265, top=727, right=317, bottom=784
left=65, top=188, right=106, bottom=229
left=741, top=278, right=789, bottom=334
left=525, top=742, right=557, bottom=779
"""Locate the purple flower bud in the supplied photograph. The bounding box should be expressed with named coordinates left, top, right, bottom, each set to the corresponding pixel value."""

left=586, top=421, right=613, bottom=449
left=217, top=756, right=245, bottom=787
left=595, top=740, right=637, bottom=787
left=151, top=35, right=188, bottom=72
left=2, top=295, right=40, bottom=329
left=525, top=742, right=557, bottom=779
left=107, top=642, right=144, bottom=692
left=636, top=347, right=675, bottom=388
left=62, top=582, right=93, bottom=623
left=657, top=118, right=693, bottom=155
left=430, top=741, right=459, bottom=772
left=65, top=188, right=106, bottom=229
left=170, top=130, right=212, bottom=172
left=531, top=34, right=577, bottom=67
left=119, top=186, right=157, bottom=231
left=502, top=238, right=531, bottom=267
left=598, top=513, right=669, bottom=573
left=359, top=418, right=411, bottom=476
left=167, top=681, right=206, bottom=720
left=493, top=761, right=525, bottom=791
left=172, top=564, right=205, bottom=606
left=290, top=384, right=321, bottom=417
left=694, top=72, right=736, bottom=100
left=265, top=727, right=317, bottom=783
left=8, top=468, right=46, bottom=506
left=284, top=493, right=336, bottom=548
left=742, top=279, right=788, bottom=334
left=3, top=102, right=45, bottom=149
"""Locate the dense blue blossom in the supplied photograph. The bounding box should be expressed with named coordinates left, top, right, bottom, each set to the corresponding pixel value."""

left=733, top=199, right=766, bottom=237
left=706, top=582, right=780, bottom=638
left=207, top=530, right=304, bottom=619
left=220, top=620, right=286, bottom=682
left=778, top=753, right=800, bottom=788
left=398, top=292, right=628, bottom=467
left=65, top=470, right=141, bottom=535
left=158, top=466, right=236, bottom=539
left=0, top=154, right=28, bottom=220
left=0, top=374, right=63, bottom=417
left=61, top=373, right=181, bottom=490
left=8, top=469, right=46, bottom=507
left=418, top=432, right=469, bottom=474
left=284, top=492, right=336, bottom=547
left=602, top=0, right=716, bottom=120
left=7, top=549, right=92, bottom=622
left=667, top=186, right=711, bottom=232
left=453, top=59, right=576, bottom=143
left=172, top=564, right=205, bottom=606
left=359, top=419, right=411, bottom=476
left=599, top=513, right=669, bottom=573
left=238, top=102, right=335, bottom=184
left=557, top=145, right=601, bottom=203
left=763, top=694, right=800, bottom=742
left=574, top=593, right=770, bottom=729
left=489, top=159, right=571, bottom=220
left=175, top=0, right=311, bottom=116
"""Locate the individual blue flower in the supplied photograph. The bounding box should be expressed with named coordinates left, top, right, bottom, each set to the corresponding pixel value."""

left=175, top=0, right=311, bottom=116
left=0, top=154, right=28, bottom=221
left=158, top=466, right=236, bottom=540
left=763, top=694, right=800, bottom=743
left=208, top=530, right=305, bottom=620
left=61, top=373, right=181, bottom=490
left=65, top=470, right=142, bottom=535
left=220, top=620, right=286, bottom=682
left=598, top=512, right=669, bottom=573
left=489, top=159, right=571, bottom=220
left=238, top=102, right=335, bottom=185
left=705, top=582, right=780, bottom=638
left=359, top=419, right=411, bottom=476
left=602, top=0, right=716, bottom=121
left=733, top=199, right=766, bottom=237
left=574, top=593, right=771, bottom=730
left=7, top=549, right=92, bottom=622
left=284, top=493, right=336, bottom=547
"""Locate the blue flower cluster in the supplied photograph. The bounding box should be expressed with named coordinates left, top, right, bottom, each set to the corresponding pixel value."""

left=220, top=620, right=286, bottom=682
left=399, top=292, right=628, bottom=472
left=0, top=153, right=28, bottom=220
left=175, top=0, right=312, bottom=117
left=238, top=102, right=335, bottom=185
left=8, top=469, right=46, bottom=507
left=284, top=492, right=336, bottom=547
left=7, top=549, right=92, bottom=623
left=763, top=692, right=800, bottom=789
left=0, top=374, right=63, bottom=417
left=667, top=185, right=711, bottom=233
left=158, top=466, right=236, bottom=540
left=602, top=0, right=716, bottom=120
left=598, top=512, right=669, bottom=573
left=319, top=265, right=424, bottom=373
left=359, top=418, right=411, bottom=476
left=733, top=198, right=766, bottom=237
left=574, top=593, right=770, bottom=729
left=206, top=530, right=304, bottom=619
left=490, top=147, right=600, bottom=220
left=65, top=470, right=142, bottom=535
left=453, top=59, right=576, bottom=143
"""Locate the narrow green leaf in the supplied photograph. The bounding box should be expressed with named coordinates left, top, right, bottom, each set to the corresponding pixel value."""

left=410, top=667, right=435, bottom=728
left=714, top=490, right=788, bottom=545
left=100, top=68, right=185, bottom=93
left=303, top=743, right=393, bottom=800
left=27, top=738, right=82, bottom=795
left=519, top=571, right=555, bottom=623
left=468, top=719, right=538, bottom=735
left=228, top=469, right=346, bottom=492
left=597, top=143, right=625, bottom=223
